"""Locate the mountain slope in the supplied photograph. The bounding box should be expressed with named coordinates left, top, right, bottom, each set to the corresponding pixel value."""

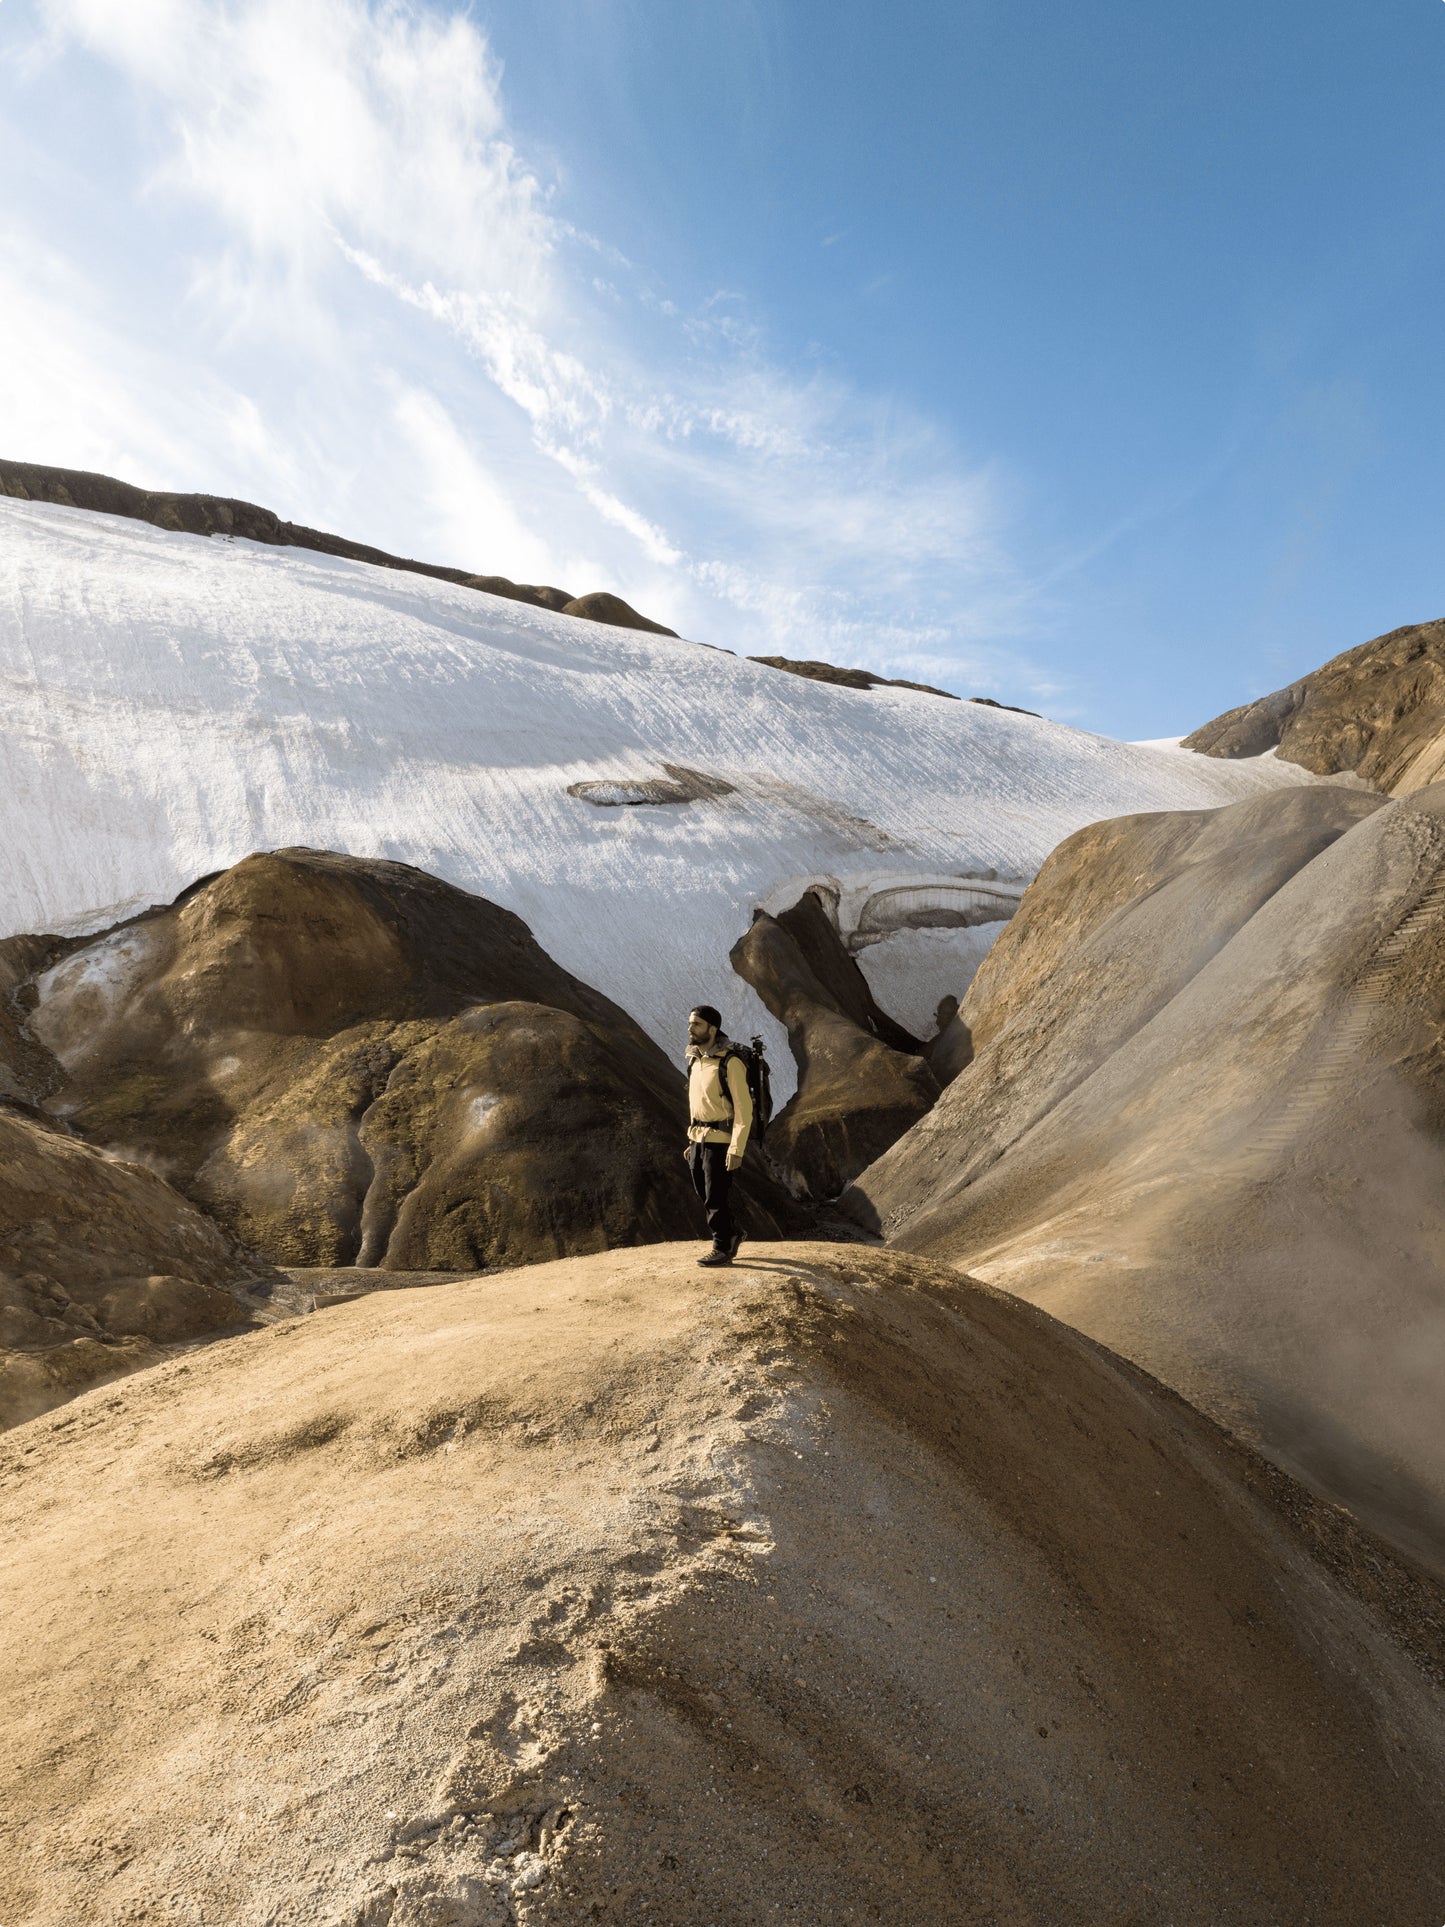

left=1185, top=615, right=1445, bottom=792
left=1, top=496, right=1318, bottom=1078
left=3, top=1242, right=1442, bottom=1926
left=845, top=782, right=1445, bottom=1570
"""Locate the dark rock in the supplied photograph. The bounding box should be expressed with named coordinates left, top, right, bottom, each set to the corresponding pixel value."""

left=968, top=696, right=1042, bottom=717
left=0, top=933, right=74, bottom=1104
left=773, top=891, right=921, bottom=1056
left=924, top=999, right=973, bottom=1086
left=463, top=574, right=575, bottom=613
left=731, top=894, right=938, bottom=1201
left=566, top=765, right=736, bottom=808
left=747, top=655, right=959, bottom=700
left=560, top=591, right=679, bottom=637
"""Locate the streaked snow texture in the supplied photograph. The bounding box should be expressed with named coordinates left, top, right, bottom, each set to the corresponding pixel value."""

left=1, top=499, right=1314, bottom=1087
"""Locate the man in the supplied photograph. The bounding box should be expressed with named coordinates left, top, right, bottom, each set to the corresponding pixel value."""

left=684, top=1004, right=753, bottom=1267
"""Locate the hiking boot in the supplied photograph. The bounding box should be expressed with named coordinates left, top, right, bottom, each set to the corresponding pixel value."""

left=697, top=1248, right=732, bottom=1268
left=727, top=1231, right=744, bottom=1259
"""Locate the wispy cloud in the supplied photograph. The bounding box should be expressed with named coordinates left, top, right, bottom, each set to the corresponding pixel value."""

left=6, top=0, right=1054, bottom=698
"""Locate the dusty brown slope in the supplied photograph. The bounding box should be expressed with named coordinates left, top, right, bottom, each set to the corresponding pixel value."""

left=847, top=781, right=1445, bottom=1571
left=0, top=458, right=677, bottom=636
left=1185, top=614, right=1445, bottom=791
left=22, top=850, right=795, bottom=1270
left=3, top=1241, right=1443, bottom=1927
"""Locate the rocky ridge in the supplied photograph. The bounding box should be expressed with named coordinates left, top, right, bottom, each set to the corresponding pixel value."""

left=0, top=458, right=676, bottom=635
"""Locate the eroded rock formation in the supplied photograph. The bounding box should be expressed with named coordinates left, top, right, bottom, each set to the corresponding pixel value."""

left=21, top=850, right=792, bottom=1270
left=845, top=782, right=1445, bottom=1570
left=731, top=890, right=938, bottom=1199
left=1, top=932, right=278, bottom=1426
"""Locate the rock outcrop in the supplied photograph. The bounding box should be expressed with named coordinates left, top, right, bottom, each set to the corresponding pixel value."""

left=1185, top=615, right=1445, bottom=792
left=4, top=1241, right=1442, bottom=1925
left=844, top=782, right=1445, bottom=1570
left=0, top=458, right=677, bottom=636
left=22, top=850, right=792, bottom=1270
left=732, top=890, right=938, bottom=1199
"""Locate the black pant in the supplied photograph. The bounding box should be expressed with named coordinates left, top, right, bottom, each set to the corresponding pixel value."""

left=687, top=1141, right=736, bottom=1252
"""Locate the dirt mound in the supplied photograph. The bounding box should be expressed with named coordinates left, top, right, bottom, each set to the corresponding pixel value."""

left=22, top=850, right=795, bottom=1270
left=558, top=591, right=677, bottom=636
left=3, top=1241, right=1442, bottom=1926
left=847, top=782, right=1445, bottom=1569
left=1185, top=614, right=1445, bottom=791
left=0, top=458, right=676, bottom=636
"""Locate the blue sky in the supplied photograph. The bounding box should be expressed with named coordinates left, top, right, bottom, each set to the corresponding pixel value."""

left=1, top=0, right=1442, bottom=736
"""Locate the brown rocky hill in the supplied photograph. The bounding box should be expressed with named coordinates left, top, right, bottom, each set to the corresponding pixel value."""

left=20, top=850, right=794, bottom=1272
left=844, top=782, right=1445, bottom=1573
left=3, top=1241, right=1442, bottom=1926
left=0, top=458, right=676, bottom=635
left=1185, top=614, right=1445, bottom=791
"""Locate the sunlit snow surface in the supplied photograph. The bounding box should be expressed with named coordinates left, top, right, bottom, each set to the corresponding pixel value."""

left=1, top=499, right=1314, bottom=1089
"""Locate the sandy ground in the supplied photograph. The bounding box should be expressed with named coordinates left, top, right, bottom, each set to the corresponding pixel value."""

left=3, top=1241, right=1443, bottom=1926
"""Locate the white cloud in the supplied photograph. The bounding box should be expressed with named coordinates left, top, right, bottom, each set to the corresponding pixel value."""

left=14, top=0, right=1051, bottom=694
left=0, top=223, right=276, bottom=493
left=387, top=385, right=567, bottom=588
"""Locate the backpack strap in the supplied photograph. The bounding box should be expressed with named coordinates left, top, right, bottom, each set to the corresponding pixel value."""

left=714, top=1045, right=740, bottom=1112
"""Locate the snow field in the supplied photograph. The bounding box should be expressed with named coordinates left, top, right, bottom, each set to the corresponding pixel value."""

left=1, top=497, right=1316, bottom=1099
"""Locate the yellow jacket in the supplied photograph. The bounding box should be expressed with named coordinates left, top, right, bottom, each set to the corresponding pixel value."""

left=686, top=1040, right=753, bottom=1160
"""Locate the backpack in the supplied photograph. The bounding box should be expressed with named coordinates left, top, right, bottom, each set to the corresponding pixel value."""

left=716, top=1035, right=774, bottom=1146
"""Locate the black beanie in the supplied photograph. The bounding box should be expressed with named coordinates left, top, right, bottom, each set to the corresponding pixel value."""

left=691, top=1003, right=723, bottom=1029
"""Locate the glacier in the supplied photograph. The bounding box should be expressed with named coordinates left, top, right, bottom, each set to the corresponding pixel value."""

left=1, top=495, right=1315, bottom=1086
